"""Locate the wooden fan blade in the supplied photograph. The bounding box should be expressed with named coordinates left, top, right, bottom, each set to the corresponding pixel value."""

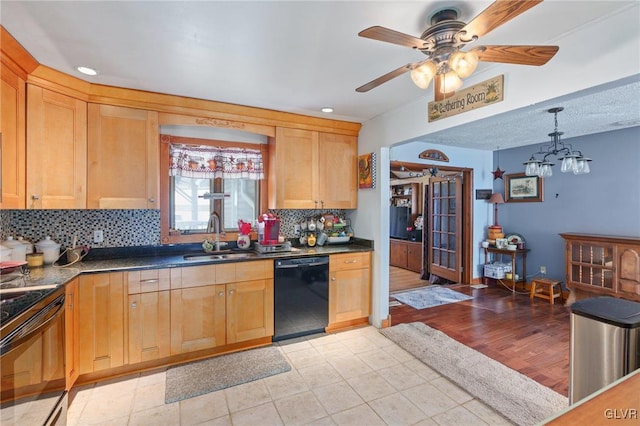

left=458, top=0, right=543, bottom=42
left=359, top=26, right=428, bottom=49
left=472, top=45, right=559, bottom=65
left=356, top=63, right=417, bottom=93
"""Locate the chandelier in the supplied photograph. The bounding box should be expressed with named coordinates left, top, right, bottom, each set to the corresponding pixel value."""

left=523, top=107, right=592, bottom=178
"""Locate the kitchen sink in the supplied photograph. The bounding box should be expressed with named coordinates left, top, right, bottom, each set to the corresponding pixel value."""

left=182, top=252, right=257, bottom=261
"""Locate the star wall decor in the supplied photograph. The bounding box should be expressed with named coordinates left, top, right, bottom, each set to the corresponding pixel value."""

left=492, top=146, right=505, bottom=180
left=492, top=167, right=505, bottom=180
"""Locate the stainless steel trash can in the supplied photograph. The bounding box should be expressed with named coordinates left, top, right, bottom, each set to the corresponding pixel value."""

left=569, top=296, right=640, bottom=404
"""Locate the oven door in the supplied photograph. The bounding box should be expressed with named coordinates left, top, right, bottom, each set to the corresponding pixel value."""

left=1, top=289, right=67, bottom=425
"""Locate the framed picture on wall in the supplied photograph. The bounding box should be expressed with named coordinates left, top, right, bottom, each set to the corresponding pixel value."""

left=505, top=173, right=543, bottom=202
left=358, top=152, right=376, bottom=189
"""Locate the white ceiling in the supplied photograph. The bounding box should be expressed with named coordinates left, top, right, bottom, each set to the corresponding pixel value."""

left=3, top=1, right=639, bottom=150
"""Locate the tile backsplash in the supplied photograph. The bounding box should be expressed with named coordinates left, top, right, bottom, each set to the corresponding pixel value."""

left=1, top=209, right=161, bottom=249
left=1, top=209, right=349, bottom=249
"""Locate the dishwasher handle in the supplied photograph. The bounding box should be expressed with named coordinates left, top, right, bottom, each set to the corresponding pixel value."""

left=275, top=257, right=329, bottom=269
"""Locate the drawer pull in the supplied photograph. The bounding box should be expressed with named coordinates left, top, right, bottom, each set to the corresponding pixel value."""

left=344, top=260, right=358, bottom=264
left=140, top=279, right=159, bottom=284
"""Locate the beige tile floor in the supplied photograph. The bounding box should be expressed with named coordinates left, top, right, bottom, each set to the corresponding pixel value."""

left=68, top=326, right=511, bottom=425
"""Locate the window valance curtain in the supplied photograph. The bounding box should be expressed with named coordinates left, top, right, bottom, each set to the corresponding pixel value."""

left=169, top=144, right=264, bottom=180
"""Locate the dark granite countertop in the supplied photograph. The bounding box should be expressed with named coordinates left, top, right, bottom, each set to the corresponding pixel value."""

left=15, top=239, right=374, bottom=288
left=1, top=239, right=373, bottom=326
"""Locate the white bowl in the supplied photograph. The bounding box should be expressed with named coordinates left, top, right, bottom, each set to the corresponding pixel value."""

left=506, top=244, right=517, bottom=251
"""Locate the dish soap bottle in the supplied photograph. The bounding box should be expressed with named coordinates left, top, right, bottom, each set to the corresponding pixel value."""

left=307, top=233, right=316, bottom=247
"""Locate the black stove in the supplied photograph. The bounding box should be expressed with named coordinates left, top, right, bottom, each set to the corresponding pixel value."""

left=1, top=287, right=60, bottom=324
left=1, top=268, right=59, bottom=325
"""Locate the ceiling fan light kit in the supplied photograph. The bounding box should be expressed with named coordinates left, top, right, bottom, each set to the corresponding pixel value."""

left=523, top=107, right=592, bottom=178
left=410, top=62, right=436, bottom=89
left=356, top=0, right=558, bottom=101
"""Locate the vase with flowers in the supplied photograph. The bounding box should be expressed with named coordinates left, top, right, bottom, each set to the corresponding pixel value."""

left=236, top=220, right=252, bottom=250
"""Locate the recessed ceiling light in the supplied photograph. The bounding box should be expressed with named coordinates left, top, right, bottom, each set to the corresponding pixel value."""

left=76, top=66, right=98, bottom=76
left=321, top=107, right=334, bottom=113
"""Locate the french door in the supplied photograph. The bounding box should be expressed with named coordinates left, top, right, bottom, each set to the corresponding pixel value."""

left=429, top=175, right=463, bottom=283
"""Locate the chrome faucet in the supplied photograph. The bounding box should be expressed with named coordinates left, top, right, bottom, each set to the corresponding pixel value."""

left=207, top=211, right=222, bottom=251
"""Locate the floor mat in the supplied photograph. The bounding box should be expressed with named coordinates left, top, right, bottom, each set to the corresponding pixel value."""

left=165, top=346, right=291, bottom=403
left=392, top=286, right=472, bottom=309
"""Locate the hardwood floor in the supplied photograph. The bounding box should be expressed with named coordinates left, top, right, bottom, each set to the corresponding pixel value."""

left=388, top=267, right=571, bottom=397
left=389, top=266, right=429, bottom=292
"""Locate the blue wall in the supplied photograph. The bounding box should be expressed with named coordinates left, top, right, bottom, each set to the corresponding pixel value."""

left=493, top=126, right=640, bottom=281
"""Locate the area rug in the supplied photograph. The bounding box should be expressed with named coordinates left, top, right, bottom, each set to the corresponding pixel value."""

left=392, top=286, right=473, bottom=309
left=380, top=322, right=568, bottom=426
left=165, top=346, right=291, bottom=403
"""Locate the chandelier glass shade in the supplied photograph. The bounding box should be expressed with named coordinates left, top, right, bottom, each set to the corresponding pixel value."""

left=523, top=107, right=591, bottom=178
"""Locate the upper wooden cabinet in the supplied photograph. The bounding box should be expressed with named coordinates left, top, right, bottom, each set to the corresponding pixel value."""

left=317, top=132, right=357, bottom=209
left=26, top=85, right=87, bottom=209
left=87, top=104, right=159, bottom=209
left=269, top=127, right=357, bottom=209
left=1, top=66, right=26, bottom=208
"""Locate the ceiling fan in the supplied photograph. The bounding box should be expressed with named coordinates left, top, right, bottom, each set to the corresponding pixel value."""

left=356, top=0, right=559, bottom=101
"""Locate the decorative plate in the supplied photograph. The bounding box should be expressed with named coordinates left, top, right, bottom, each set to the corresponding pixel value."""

left=505, top=233, right=525, bottom=245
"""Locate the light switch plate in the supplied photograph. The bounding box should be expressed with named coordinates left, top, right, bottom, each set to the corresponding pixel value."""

left=93, top=230, right=104, bottom=243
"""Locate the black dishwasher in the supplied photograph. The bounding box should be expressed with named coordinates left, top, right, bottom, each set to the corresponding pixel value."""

left=274, top=256, right=329, bottom=341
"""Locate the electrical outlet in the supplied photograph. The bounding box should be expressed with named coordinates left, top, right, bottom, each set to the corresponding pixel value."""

left=93, top=230, right=104, bottom=243
left=540, top=265, right=546, bottom=275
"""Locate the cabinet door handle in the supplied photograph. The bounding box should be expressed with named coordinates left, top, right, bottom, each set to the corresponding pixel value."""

left=228, top=290, right=234, bottom=296
left=331, top=277, right=336, bottom=281
left=69, top=293, right=74, bottom=310
left=131, top=302, right=137, bottom=308
left=218, top=291, right=224, bottom=297
left=148, top=197, right=156, bottom=203
left=140, top=279, right=159, bottom=284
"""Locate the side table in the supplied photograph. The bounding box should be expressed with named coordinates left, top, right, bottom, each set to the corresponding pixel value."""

left=483, top=247, right=529, bottom=292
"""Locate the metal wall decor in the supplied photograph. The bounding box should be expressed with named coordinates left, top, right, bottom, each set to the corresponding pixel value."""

left=418, top=149, right=449, bottom=162
left=358, top=152, right=376, bottom=189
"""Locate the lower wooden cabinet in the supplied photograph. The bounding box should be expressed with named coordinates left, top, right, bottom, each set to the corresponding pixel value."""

left=170, top=284, right=226, bottom=355
left=71, top=255, right=369, bottom=383
left=126, top=270, right=171, bottom=363
left=390, top=239, right=422, bottom=273
left=390, top=239, right=408, bottom=269
left=329, top=252, right=371, bottom=325
left=169, top=260, right=274, bottom=355
left=78, top=272, right=125, bottom=375
left=561, top=233, right=640, bottom=301
left=65, top=278, right=80, bottom=389
left=226, top=279, right=274, bottom=344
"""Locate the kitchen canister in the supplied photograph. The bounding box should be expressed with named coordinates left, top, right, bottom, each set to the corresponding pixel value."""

left=35, top=236, right=61, bottom=265
left=3, top=237, right=27, bottom=261
left=0, top=243, right=13, bottom=261
left=17, top=236, right=34, bottom=255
